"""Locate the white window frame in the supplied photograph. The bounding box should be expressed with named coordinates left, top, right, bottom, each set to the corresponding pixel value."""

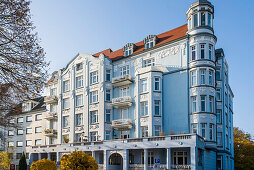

left=35, top=127, right=42, bottom=133
left=90, top=111, right=98, bottom=124
left=141, top=126, right=148, bottom=138
left=63, top=80, right=70, bottom=92
left=200, top=96, right=206, bottom=112
left=200, top=44, right=205, bottom=59
left=209, top=96, right=214, bottom=112
left=143, top=58, right=155, bottom=67
left=90, top=131, right=98, bottom=142
left=17, top=117, right=23, bottom=123
left=75, top=114, right=83, bottom=126
left=141, top=101, right=148, bottom=116
left=120, top=87, right=129, bottom=97
left=216, top=88, right=221, bottom=101
left=90, top=71, right=98, bottom=84
left=17, top=141, right=23, bottom=147
left=90, top=90, right=98, bottom=103
left=35, top=139, right=42, bottom=146
left=120, top=65, right=129, bottom=77
left=216, top=109, right=222, bottom=124
left=75, top=94, right=83, bottom=107
left=8, top=141, right=14, bottom=147
left=105, top=89, right=111, bottom=101
left=17, top=129, right=23, bottom=135
left=154, top=77, right=160, bottom=91
left=63, top=116, right=69, bottom=128
left=154, top=126, right=161, bottom=136
left=50, top=88, right=57, bottom=96
left=209, top=124, right=214, bottom=141
left=119, top=108, right=128, bottom=119
left=154, top=100, right=160, bottom=116
left=192, top=123, right=197, bottom=134
left=209, top=70, right=213, bottom=85
left=35, top=114, right=42, bottom=121
left=76, top=63, right=83, bottom=71
left=76, top=76, right=83, bottom=88
left=191, top=70, right=197, bottom=86
left=201, top=123, right=206, bottom=139
left=192, top=96, right=197, bottom=113
left=105, top=131, right=111, bottom=140
left=209, top=44, right=213, bottom=60
left=63, top=98, right=70, bottom=109
left=8, top=130, right=14, bottom=136
left=191, top=45, right=196, bottom=60
left=106, top=70, right=111, bottom=81
left=141, top=79, right=148, bottom=93
left=217, top=132, right=222, bottom=146
left=105, top=109, right=111, bottom=122
left=200, top=69, right=206, bottom=85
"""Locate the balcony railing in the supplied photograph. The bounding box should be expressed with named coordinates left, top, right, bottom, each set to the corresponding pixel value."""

left=112, top=74, right=133, bottom=87
left=44, top=95, right=58, bottom=104
left=171, top=165, right=191, bottom=169
left=112, top=119, right=133, bottom=131
left=45, top=112, right=58, bottom=120
left=111, top=96, right=132, bottom=108
left=44, top=129, right=57, bottom=137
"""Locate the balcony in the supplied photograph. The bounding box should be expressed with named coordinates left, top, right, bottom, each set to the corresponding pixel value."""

left=44, top=95, right=58, bottom=104
left=44, top=129, right=57, bottom=137
left=112, top=74, right=133, bottom=87
left=111, top=96, right=132, bottom=108
left=45, top=112, right=58, bottom=120
left=112, top=119, right=133, bottom=131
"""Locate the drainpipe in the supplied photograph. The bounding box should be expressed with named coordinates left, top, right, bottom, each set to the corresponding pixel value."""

left=187, top=35, right=191, bottom=133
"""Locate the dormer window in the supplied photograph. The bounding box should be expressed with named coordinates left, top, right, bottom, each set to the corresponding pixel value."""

left=22, top=101, right=37, bottom=112
left=52, top=74, right=58, bottom=81
left=123, top=43, right=136, bottom=57
left=76, top=63, right=83, bottom=71
left=144, top=35, right=157, bottom=49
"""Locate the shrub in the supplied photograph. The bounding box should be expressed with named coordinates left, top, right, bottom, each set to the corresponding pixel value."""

left=19, top=152, right=27, bottom=170
left=30, top=158, right=57, bottom=170
left=60, top=150, right=98, bottom=170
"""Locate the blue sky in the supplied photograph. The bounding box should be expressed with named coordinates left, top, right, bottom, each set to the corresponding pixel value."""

left=30, top=0, right=254, bottom=135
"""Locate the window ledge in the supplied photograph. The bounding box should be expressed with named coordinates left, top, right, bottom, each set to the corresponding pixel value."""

left=140, top=115, right=149, bottom=118
left=90, top=102, right=99, bottom=105
left=154, top=115, right=161, bottom=117
left=140, top=91, right=149, bottom=95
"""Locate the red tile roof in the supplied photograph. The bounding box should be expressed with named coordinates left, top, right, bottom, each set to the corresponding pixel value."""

left=93, top=24, right=187, bottom=61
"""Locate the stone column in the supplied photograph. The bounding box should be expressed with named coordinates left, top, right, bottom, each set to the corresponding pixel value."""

left=29, top=153, right=34, bottom=166
left=123, top=150, right=129, bottom=170
left=166, top=148, right=171, bottom=169
left=104, top=150, right=109, bottom=170
left=57, top=152, right=61, bottom=162
left=191, top=147, right=197, bottom=170
left=47, top=153, right=51, bottom=160
left=144, top=149, right=148, bottom=170
left=92, top=151, right=96, bottom=163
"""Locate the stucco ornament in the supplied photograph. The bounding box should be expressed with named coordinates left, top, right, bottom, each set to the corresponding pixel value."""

left=90, top=124, right=99, bottom=130
left=140, top=117, right=148, bottom=123
left=156, top=46, right=180, bottom=59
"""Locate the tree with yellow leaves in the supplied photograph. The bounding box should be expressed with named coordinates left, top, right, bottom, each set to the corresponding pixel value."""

left=0, top=151, right=11, bottom=170
left=60, top=150, right=98, bottom=170
left=234, top=127, right=254, bottom=170
left=30, top=158, right=57, bottom=170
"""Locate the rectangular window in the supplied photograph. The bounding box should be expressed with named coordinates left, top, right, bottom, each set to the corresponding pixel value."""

left=50, top=104, right=57, bottom=112
left=50, top=88, right=57, bottom=96
left=75, top=133, right=81, bottom=142
left=200, top=69, right=206, bottom=84
left=106, top=89, right=111, bottom=101
left=120, top=65, right=129, bottom=76
left=198, top=149, right=203, bottom=166
left=216, top=109, right=222, bottom=124
left=191, top=46, right=196, bottom=60
left=141, top=79, right=148, bottom=92
left=141, top=151, right=154, bottom=165
left=105, top=110, right=111, bottom=122
left=63, top=80, right=70, bottom=92
left=76, top=63, right=83, bottom=71
left=63, top=98, right=70, bottom=109
left=200, top=44, right=205, bottom=59
left=90, top=71, right=98, bottom=84
left=216, top=88, right=221, bottom=101
left=90, top=132, right=98, bottom=141
left=90, top=91, right=98, bottom=103
left=192, top=96, right=197, bottom=113
left=209, top=124, right=214, bottom=141
left=26, top=116, right=32, bottom=122
left=120, top=87, right=129, bottom=97
left=8, top=141, right=14, bottom=147
left=141, top=101, right=148, bottom=116
left=8, top=130, right=14, bottom=136
left=63, top=116, right=69, bottom=127
left=75, top=94, right=83, bottom=107
left=90, top=111, right=98, bottom=124
left=17, top=141, right=23, bottom=147
left=76, top=76, right=83, bottom=88
left=106, top=70, right=111, bottom=81
left=35, top=127, right=42, bottom=133
left=217, top=132, right=222, bottom=146
left=209, top=96, right=214, bottom=112
left=17, top=117, right=24, bottom=123
left=120, top=108, right=128, bottom=119
left=194, top=14, right=198, bottom=27
left=105, top=131, right=111, bottom=140
left=26, top=140, right=32, bottom=146
left=216, top=68, right=221, bottom=80
left=17, top=129, right=23, bottom=135
left=35, top=114, right=42, bottom=121
left=209, top=70, right=213, bottom=85
left=16, top=153, right=22, bottom=159
left=201, top=96, right=206, bottom=112
left=201, top=123, right=206, bottom=139
left=201, top=12, right=206, bottom=26
left=141, top=126, right=148, bottom=137
left=154, top=126, right=161, bottom=136
left=35, top=139, right=42, bottom=146
left=26, top=128, right=32, bottom=134
left=144, top=58, right=155, bottom=67
left=209, top=45, right=213, bottom=60
left=75, top=114, right=82, bottom=126
left=208, top=13, right=212, bottom=27
left=154, top=77, right=160, bottom=91
left=191, top=70, right=197, bottom=86
left=154, top=100, right=160, bottom=116
left=192, top=123, right=197, bottom=134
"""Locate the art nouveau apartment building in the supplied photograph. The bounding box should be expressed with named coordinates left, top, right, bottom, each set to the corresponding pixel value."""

left=6, top=0, right=234, bottom=169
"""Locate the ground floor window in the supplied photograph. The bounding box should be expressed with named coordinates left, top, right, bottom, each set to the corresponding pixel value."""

left=217, top=155, right=222, bottom=170
left=141, top=126, right=148, bottom=137
left=90, top=131, right=98, bottom=141
left=109, top=153, right=122, bottom=165
left=173, top=151, right=187, bottom=165
left=141, top=151, right=154, bottom=165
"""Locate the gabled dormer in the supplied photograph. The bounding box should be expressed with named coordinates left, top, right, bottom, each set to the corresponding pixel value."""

left=144, top=35, right=157, bottom=49
left=22, top=100, right=39, bottom=112
left=123, top=43, right=136, bottom=57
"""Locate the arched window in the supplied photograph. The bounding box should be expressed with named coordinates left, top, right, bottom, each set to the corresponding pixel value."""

left=123, top=43, right=136, bottom=56
left=144, top=35, right=157, bottom=49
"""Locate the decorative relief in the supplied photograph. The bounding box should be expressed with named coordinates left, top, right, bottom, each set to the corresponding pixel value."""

left=75, top=125, right=84, bottom=132
left=154, top=46, right=180, bottom=59
left=105, top=124, right=111, bottom=131
left=76, top=88, right=84, bottom=94
left=75, top=106, right=84, bottom=112
left=200, top=87, right=207, bottom=93
left=62, top=127, right=70, bottom=133
left=154, top=93, right=160, bottom=97
left=90, top=124, right=99, bottom=130
left=154, top=117, right=161, bottom=123
left=134, top=58, right=142, bottom=67
left=200, top=115, right=207, bottom=119
left=89, top=104, right=98, bottom=110
left=62, top=109, right=70, bottom=115
left=63, top=92, right=71, bottom=98
left=209, top=88, right=215, bottom=94
left=191, top=88, right=197, bottom=95
left=140, top=117, right=148, bottom=123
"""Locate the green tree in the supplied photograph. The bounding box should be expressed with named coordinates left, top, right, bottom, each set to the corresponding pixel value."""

left=19, top=152, right=27, bottom=170
left=234, top=127, right=254, bottom=170
left=0, top=151, right=11, bottom=170
left=60, top=150, right=98, bottom=170
left=30, top=158, right=57, bottom=170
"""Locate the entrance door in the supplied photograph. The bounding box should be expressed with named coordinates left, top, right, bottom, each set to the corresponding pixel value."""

left=109, top=153, right=123, bottom=170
